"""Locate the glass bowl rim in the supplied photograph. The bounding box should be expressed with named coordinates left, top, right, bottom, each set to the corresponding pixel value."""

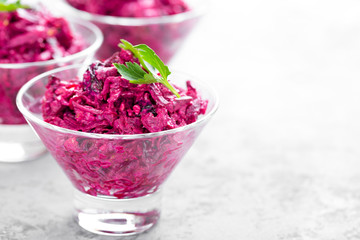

left=16, top=64, right=219, bottom=140
left=57, top=0, right=207, bottom=26
left=0, top=18, right=104, bottom=69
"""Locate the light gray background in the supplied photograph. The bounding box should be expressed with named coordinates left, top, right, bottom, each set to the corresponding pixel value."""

left=2, top=0, right=360, bottom=239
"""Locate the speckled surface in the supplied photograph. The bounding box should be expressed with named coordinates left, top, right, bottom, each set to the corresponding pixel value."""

left=2, top=0, right=360, bottom=239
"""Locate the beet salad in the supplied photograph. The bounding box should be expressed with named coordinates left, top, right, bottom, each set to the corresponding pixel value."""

left=38, top=40, right=209, bottom=198
left=42, top=40, right=207, bottom=134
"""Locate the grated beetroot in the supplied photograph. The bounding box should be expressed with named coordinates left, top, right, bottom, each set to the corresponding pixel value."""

left=66, top=0, right=189, bottom=18
left=0, top=8, right=83, bottom=63
left=40, top=50, right=208, bottom=198
left=42, top=49, right=207, bottom=134
left=0, top=8, right=85, bottom=124
left=65, top=0, right=197, bottom=62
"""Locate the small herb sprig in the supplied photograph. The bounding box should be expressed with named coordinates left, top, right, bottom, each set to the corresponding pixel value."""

left=0, top=0, right=30, bottom=12
left=113, top=39, right=181, bottom=98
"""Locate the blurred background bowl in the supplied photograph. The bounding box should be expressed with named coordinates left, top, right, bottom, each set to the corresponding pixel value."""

left=57, top=0, right=207, bottom=62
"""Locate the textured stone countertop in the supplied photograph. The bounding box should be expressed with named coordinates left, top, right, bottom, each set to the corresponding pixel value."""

left=2, top=0, right=360, bottom=239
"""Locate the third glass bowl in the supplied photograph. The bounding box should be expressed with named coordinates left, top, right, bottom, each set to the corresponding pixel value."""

left=56, top=0, right=206, bottom=62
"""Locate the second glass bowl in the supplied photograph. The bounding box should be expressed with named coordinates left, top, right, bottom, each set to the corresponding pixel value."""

left=0, top=18, right=103, bottom=162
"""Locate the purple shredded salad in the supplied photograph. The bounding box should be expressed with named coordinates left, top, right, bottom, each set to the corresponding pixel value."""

left=40, top=50, right=208, bottom=198
left=0, top=8, right=83, bottom=63
left=66, top=0, right=189, bottom=17
left=65, top=0, right=196, bottom=62
left=42, top=49, right=208, bottom=134
left=0, top=7, right=85, bottom=124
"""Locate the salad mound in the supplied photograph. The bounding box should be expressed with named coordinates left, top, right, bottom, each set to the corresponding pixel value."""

left=66, top=0, right=189, bottom=17
left=0, top=4, right=86, bottom=124
left=42, top=49, right=207, bottom=134
left=40, top=41, right=208, bottom=199
left=0, top=7, right=83, bottom=63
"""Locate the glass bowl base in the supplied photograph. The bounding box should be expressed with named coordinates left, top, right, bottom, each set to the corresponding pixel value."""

left=73, top=189, right=161, bottom=236
left=0, top=124, right=47, bottom=162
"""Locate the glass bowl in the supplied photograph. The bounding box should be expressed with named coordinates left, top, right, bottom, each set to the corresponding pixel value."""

left=17, top=64, right=218, bottom=236
left=0, top=18, right=103, bottom=162
left=56, top=0, right=206, bottom=62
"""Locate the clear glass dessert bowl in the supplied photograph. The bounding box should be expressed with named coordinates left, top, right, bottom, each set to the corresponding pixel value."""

left=56, top=0, right=206, bottom=62
left=0, top=19, right=103, bottom=163
left=16, top=64, right=218, bottom=236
